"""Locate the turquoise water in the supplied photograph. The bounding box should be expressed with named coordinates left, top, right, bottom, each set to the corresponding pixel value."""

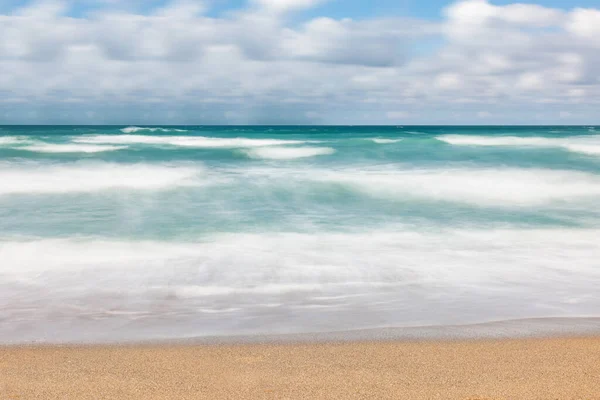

left=1, top=125, right=600, bottom=343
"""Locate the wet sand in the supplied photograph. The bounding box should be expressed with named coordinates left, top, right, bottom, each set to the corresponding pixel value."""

left=2, top=336, right=600, bottom=399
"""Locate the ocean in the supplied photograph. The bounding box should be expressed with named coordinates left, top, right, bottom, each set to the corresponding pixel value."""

left=1, top=125, right=599, bottom=343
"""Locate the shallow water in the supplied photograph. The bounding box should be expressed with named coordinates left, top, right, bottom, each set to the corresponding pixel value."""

left=1, top=125, right=599, bottom=343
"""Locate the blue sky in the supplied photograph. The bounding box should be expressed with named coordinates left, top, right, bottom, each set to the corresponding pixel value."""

left=8, top=0, right=596, bottom=19
left=0, top=0, right=599, bottom=124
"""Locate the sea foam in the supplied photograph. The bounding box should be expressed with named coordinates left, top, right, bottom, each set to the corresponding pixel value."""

left=0, top=136, right=30, bottom=146
left=437, top=134, right=600, bottom=156
left=239, top=167, right=600, bottom=207
left=370, top=138, right=402, bottom=144
left=0, top=163, right=200, bottom=195
left=2, top=229, right=599, bottom=325
left=3, top=229, right=598, bottom=286
left=121, top=126, right=187, bottom=133
left=324, top=168, right=600, bottom=206
left=244, top=146, right=335, bottom=160
left=21, top=143, right=126, bottom=153
left=76, top=135, right=307, bottom=148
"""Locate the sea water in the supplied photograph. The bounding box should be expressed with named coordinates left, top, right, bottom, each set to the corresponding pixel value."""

left=1, top=125, right=599, bottom=343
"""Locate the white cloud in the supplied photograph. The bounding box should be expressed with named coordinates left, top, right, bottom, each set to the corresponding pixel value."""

left=559, top=111, right=573, bottom=118
left=386, top=111, right=410, bottom=119
left=253, top=0, right=327, bottom=13
left=0, top=0, right=599, bottom=124
left=565, top=8, right=600, bottom=40
left=434, top=73, right=462, bottom=90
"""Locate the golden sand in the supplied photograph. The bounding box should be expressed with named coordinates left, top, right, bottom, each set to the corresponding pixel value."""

left=2, top=337, right=600, bottom=399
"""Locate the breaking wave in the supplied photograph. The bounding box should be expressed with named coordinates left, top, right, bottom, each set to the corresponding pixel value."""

left=2, top=228, right=599, bottom=342
left=437, top=134, right=600, bottom=156
left=244, top=146, right=335, bottom=160
left=369, top=138, right=402, bottom=144
left=120, top=126, right=188, bottom=133
left=239, top=166, right=600, bottom=207
left=0, top=136, right=30, bottom=146
left=0, top=163, right=200, bottom=195
left=21, top=144, right=126, bottom=153
left=76, top=135, right=307, bottom=148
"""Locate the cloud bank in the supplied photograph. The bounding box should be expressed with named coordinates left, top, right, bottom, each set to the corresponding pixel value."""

left=0, top=0, right=599, bottom=124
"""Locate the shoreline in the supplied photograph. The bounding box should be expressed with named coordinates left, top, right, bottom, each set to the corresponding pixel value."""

left=3, top=316, right=600, bottom=347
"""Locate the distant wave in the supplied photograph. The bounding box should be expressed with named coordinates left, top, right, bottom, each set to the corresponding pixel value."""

left=76, top=135, right=308, bottom=148
left=244, top=146, right=335, bottom=160
left=437, top=134, right=600, bottom=156
left=438, top=135, right=561, bottom=146
left=0, top=136, right=30, bottom=146
left=0, top=163, right=199, bottom=195
left=120, top=126, right=188, bottom=133
left=21, top=143, right=126, bottom=154
left=369, top=138, right=402, bottom=144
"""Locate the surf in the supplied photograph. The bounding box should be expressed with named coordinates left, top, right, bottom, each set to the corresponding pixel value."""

left=0, top=162, right=200, bottom=195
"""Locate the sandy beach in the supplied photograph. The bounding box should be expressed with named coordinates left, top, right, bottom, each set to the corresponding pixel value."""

left=2, top=336, right=600, bottom=399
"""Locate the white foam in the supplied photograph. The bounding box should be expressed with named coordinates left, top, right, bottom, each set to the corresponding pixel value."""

left=0, top=136, right=29, bottom=146
left=244, top=146, right=335, bottom=160
left=21, top=143, right=126, bottom=153
left=121, top=126, right=187, bottom=133
left=241, top=167, right=600, bottom=207
left=0, top=163, right=200, bottom=195
left=437, top=134, right=600, bottom=156
left=327, top=168, right=600, bottom=207
left=76, top=135, right=307, bottom=148
left=2, top=229, right=599, bottom=290
left=2, top=229, right=600, bottom=342
left=437, top=135, right=555, bottom=147
left=564, top=144, right=600, bottom=155
left=370, top=138, right=402, bottom=144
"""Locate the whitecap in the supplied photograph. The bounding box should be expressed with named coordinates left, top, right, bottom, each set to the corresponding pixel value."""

left=437, top=135, right=557, bottom=147
left=2, top=229, right=599, bottom=292
left=564, top=144, right=600, bottom=155
left=243, top=146, right=335, bottom=160
left=120, top=126, right=187, bottom=133
left=437, top=134, right=600, bottom=156
left=76, top=135, right=307, bottom=148
left=240, top=166, right=600, bottom=207
left=322, top=168, right=600, bottom=207
left=0, top=136, right=30, bottom=146
left=369, top=138, right=402, bottom=144
left=0, top=163, right=200, bottom=195
left=21, top=143, right=126, bottom=154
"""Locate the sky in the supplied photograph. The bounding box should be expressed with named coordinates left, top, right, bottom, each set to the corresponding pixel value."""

left=0, top=0, right=599, bottom=125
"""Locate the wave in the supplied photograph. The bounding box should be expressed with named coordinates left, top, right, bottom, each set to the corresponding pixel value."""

left=3, top=228, right=598, bottom=289
left=0, top=136, right=30, bottom=146
left=564, top=144, right=600, bottom=155
left=324, top=168, right=600, bottom=207
left=0, top=163, right=200, bottom=195
left=76, top=135, right=307, bottom=148
left=120, top=126, right=187, bottom=133
left=2, top=228, right=599, bottom=342
left=243, top=146, right=335, bottom=160
left=240, top=167, right=600, bottom=207
left=21, top=143, right=127, bottom=154
left=437, top=134, right=600, bottom=156
left=369, top=138, right=402, bottom=144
